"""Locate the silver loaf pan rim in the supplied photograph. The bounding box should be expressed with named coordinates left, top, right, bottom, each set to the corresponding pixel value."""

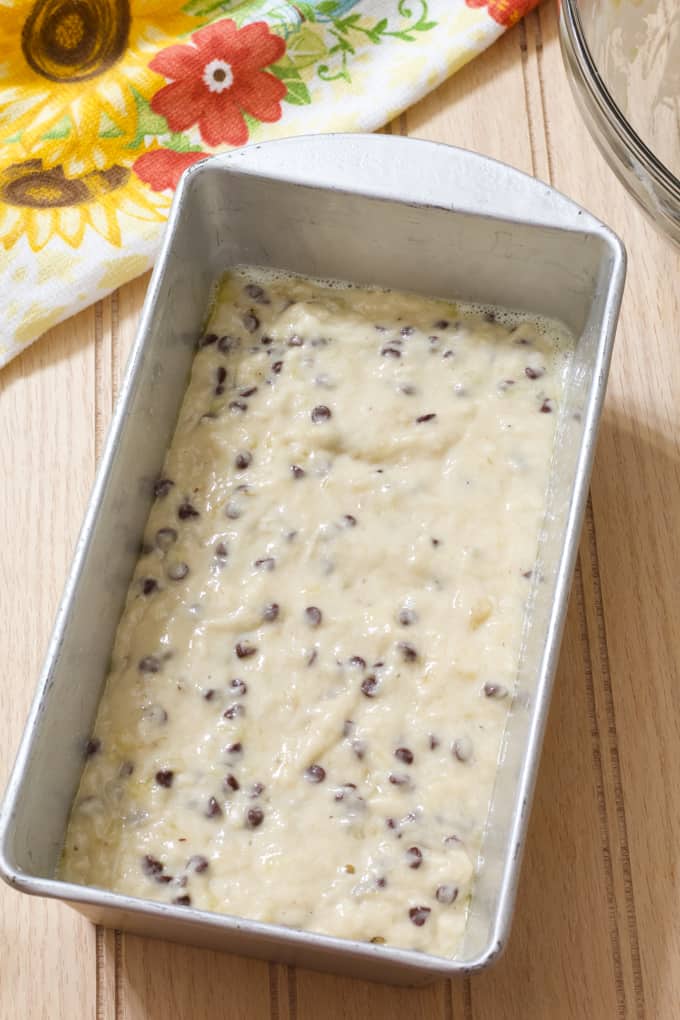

left=0, top=134, right=626, bottom=986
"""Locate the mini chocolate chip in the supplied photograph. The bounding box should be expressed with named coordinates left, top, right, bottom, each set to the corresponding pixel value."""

left=444, top=834, right=462, bottom=847
left=305, top=764, right=326, bottom=783
left=215, top=385, right=225, bottom=396
left=167, top=561, right=189, bottom=581
left=246, top=807, right=264, bottom=828
left=156, top=874, right=173, bottom=884
left=262, top=603, right=280, bottom=622
left=291, top=464, right=306, bottom=479
left=203, top=689, right=216, bottom=701
left=540, top=399, right=553, bottom=413
left=389, top=773, right=411, bottom=787
left=361, top=675, right=378, bottom=697
left=85, top=737, right=101, bottom=757
left=224, top=703, right=245, bottom=719
left=436, top=884, right=459, bottom=905
left=453, top=736, right=473, bottom=762
left=343, top=514, right=357, bottom=527
left=235, top=451, right=252, bottom=470
left=334, top=782, right=357, bottom=801
left=381, top=347, right=401, bottom=358
left=178, top=501, right=199, bottom=520
left=434, top=320, right=449, bottom=330
left=173, top=895, right=192, bottom=906
left=307, top=649, right=318, bottom=667
left=394, top=747, right=414, bottom=765
left=142, top=577, right=158, bottom=595
left=120, top=761, right=134, bottom=777
left=398, top=641, right=418, bottom=662
left=376, top=878, right=387, bottom=889
left=216, top=366, right=227, bottom=385
left=352, top=740, right=367, bottom=759
left=244, top=283, right=266, bottom=301
left=415, top=413, right=436, bottom=423
left=287, top=335, right=304, bottom=347
left=188, top=854, right=209, bottom=873
left=155, top=770, right=174, bottom=788
left=254, top=557, right=275, bottom=571
left=229, top=400, right=248, bottom=413
left=405, top=846, right=423, bottom=869
left=525, top=366, right=544, bottom=380
left=443, top=350, right=454, bottom=359
left=218, top=335, right=239, bottom=353
left=235, top=641, right=257, bottom=659
left=400, top=383, right=416, bottom=395
left=215, top=542, right=228, bottom=558
left=400, top=326, right=414, bottom=336
left=225, top=742, right=243, bottom=755
left=522, top=569, right=533, bottom=579
left=311, top=405, right=331, bottom=423
left=206, top=796, right=222, bottom=818
left=409, top=906, right=431, bottom=926
left=398, top=608, right=417, bottom=626
left=198, top=332, right=217, bottom=348
left=272, top=361, right=283, bottom=374
left=240, top=387, right=258, bottom=399
left=224, top=773, right=240, bottom=792
left=142, top=855, right=164, bottom=876
left=349, top=656, right=366, bottom=669
left=154, top=478, right=174, bottom=499
left=230, top=678, right=248, bottom=696
left=243, top=312, right=259, bottom=333
left=305, top=606, right=322, bottom=627
left=261, top=335, right=273, bottom=346
left=431, top=538, right=441, bottom=547
left=428, top=734, right=440, bottom=750
left=155, top=527, right=178, bottom=550
left=484, top=682, right=509, bottom=699
left=139, top=655, right=161, bottom=674
left=249, top=782, right=265, bottom=798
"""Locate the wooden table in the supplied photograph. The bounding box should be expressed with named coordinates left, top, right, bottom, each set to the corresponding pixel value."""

left=2, top=5, right=679, bottom=1017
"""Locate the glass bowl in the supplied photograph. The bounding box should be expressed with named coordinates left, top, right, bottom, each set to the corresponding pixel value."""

left=559, top=0, right=680, bottom=245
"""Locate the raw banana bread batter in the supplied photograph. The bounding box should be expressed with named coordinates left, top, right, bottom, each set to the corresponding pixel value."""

left=60, top=268, right=570, bottom=957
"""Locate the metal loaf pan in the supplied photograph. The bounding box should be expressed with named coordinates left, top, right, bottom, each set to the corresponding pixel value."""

left=0, top=135, right=625, bottom=985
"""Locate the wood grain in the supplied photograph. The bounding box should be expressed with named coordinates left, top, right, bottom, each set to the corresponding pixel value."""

left=2, top=4, right=680, bottom=1016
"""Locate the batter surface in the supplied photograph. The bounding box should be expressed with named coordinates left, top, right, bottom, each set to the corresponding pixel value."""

left=60, top=268, right=571, bottom=957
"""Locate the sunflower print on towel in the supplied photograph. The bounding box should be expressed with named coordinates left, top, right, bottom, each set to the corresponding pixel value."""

left=0, top=0, right=540, bottom=367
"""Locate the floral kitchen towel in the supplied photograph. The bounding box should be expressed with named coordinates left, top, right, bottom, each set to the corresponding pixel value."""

left=0, top=0, right=538, bottom=368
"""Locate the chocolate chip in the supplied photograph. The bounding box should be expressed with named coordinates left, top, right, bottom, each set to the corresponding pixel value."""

left=218, top=335, right=239, bottom=353
left=400, top=384, right=416, bottom=395
left=173, top=895, right=192, bottom=906
left=305, top=764, right=326, bottom=783
left=305, top=606, right=322, bottom=627
left=381, top=347, right=401, bottom=358
left=434, top=320, right=449, bottom=330
left=409, top=906, right=431, bottom=926
left=235, top=642, right=257, bottom=659
left=483, top=683, right=508, bottom=699
left=203, top=689, right=216, bottom=701
left=198, top=333, right=217, bottom=348
left=398, top=608, right=417, bottom=626
left=84, top=737, right=101, bottom=757
left=311, top=405, right=331, bottom=423
left=262, top=603, right=280, bottom=622
left=246, top=807, right=264, bottom=828
left=394, top=747, right=414, bottom=765
left=155, top=527, right=178, bottom=551
left=249, top=782, right=265, bottom=798
left=254, top=557, right=275, bottom=571
left=400, top=326, right=414, bottom=336
left=206, top=797, right=222, bottom=818
left=139, top=655, right=161, bottom=674
left=235, top=451, right=252, bottom=470
left=243, top=312, right=259, bottom=333
left=216, top=366, right=227, bottom=385
left=244, top=284, right=267, bottom=301
left=154, top=478, right=174, bottom=499
left=229, top=400, right=248, bottom=413
left=224, top=774, right=240, bottom=792
left=415, top=413, right=436, bottom=423
left=360, top=675, right=379, bottom=697
left=291, top=464, right=305, bottom=479
left=307, top=649, right=318, bottom=667
left=188, top=855, right=209, bottom=873
left=443, top=350, right=454, bottom=359
left=224, top=703, right=245, bottom=719
left=178, top=501, right=199, bottom=520
left=522, top=569, right=533, bottom=579
left=225, top=742, right=243, bottom=755
left=311, top=337, right=330, bottom=347
left=343, top=514, right=357, bottom=527
left=398, top=642, right=418, bottom=662
left=261, top=335, right=273, bottom=346
left=352, top=740, right=367, bottom=759
left=453, top=736, right=473, bottom=762
left=436, top=884, right=459, bottom=904
left=349, top=656, right=366, bottom=669
left=142, top=577, right=158, bottom=595
left=428, top=734, right=440, bottom=750
left=142, top=855, right=164, bottom=876
left=405, top=846, right=423, bottom=869
left=155, top=769, right=174, bottom=788
left=525, top=366, right=544, bottom=380
left=287, top=335, right=304, bottom=347
left=389, top=773, right=411, bottom=787
left=272, top=361, right=283, bottom=374
left=334, top=782, right=357, bottom=801
left=431, top=538, right=441, bottom=548
left=230, top=678, right=248, bottom=696
left=156, top=874, right=173, bottom=884
left=215, top=542, right=228, bottom=559
left=540, top=399, right=553, bottom=413
left=167, top=561, right=189, bottom=581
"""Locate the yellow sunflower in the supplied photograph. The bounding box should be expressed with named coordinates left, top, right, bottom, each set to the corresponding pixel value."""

left=0, top=0, right=199, bottom=174
left=0, top=150, right=170, bottom=251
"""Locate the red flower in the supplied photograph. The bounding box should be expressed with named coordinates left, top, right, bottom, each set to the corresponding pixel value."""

left=465, top=0, right=537, bottom=28
left=149, top=19, right=287, bottom=148
left=133, top=149, right=208, bottom=192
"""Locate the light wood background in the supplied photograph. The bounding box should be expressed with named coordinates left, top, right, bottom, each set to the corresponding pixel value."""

left=2, top=5, right=679, bottom=1017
